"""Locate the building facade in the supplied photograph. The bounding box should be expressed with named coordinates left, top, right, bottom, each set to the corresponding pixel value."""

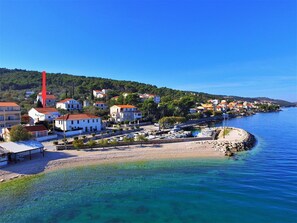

left=36, top=92, right=57, bottom=107
left=28, top=108, right=61, bottom=124
left=55, top=114, right=101, bottom=132
left=94, top=102, right=108, bottom=110
left=0, top=102, right=21, bottom=132
left=56, top=98, right=82, bottom=111
left=110, top=105, right=142, bottom=123
left=139, top=94, right=161, bottom=104
left=93, top=90, right=107, bottom=99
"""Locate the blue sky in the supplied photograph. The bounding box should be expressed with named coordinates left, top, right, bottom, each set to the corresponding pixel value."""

left=0, top=0, right=296, bottom=101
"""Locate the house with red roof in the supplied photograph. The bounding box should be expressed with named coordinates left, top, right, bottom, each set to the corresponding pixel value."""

left=28, top=107, right=61, bottom=124
left=2, top=125, right=49, bottom=141
left=36, top=92, right=57, bottom=107
left=56, top=98, right=82, bottom=111
left=110, top=105, right=142, bottom=123
left=55, top=114, right=101, bottom=132
left=93, top=89, right=109, bottom=99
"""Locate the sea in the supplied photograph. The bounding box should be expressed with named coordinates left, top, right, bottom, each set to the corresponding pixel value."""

left=0, top=108, right=296, bottom=223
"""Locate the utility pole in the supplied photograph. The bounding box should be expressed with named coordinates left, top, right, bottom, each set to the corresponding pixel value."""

left=63, top=115, right=67, bottom=150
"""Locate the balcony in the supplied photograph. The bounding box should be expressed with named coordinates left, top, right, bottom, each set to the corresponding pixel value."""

left=0, top=110, right=21, bottom=114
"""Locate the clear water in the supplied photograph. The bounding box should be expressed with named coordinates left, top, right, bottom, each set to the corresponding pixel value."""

left=0, top=108, right=296, bottom=223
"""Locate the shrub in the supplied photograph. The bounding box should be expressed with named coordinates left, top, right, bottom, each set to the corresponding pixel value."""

left=73, top=139, right=84, bottom=149
left=87, top=140, right=97, bottom=147
left=9, top=125, right=33, bottom=142
left=74, top=136, right=78, bottom=140
left=110, top=138, right=118, bottom=145
left=53, top=141, right=58, bottom=145
left=136, top=135, right=148, bottom=142
left=98, top=139, right=109, bottom=147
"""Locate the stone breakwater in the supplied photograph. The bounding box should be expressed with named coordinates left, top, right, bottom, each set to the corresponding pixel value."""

left=196, top=127, right=256, bottom=156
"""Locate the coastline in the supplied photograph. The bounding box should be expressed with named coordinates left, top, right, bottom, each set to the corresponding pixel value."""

left=0, top=127, right=255, bottom=183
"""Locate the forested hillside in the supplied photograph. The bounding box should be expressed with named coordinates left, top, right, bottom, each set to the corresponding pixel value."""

left=0, top=68, right=295, bottom=109
left=0, top=68, right=216, bottom=102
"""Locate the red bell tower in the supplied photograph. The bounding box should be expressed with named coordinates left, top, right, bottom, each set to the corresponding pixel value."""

left=42, top=71, right=47, bottom=108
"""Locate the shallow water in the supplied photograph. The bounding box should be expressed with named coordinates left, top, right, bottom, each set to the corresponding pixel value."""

left=0, top=108, right=296, bottom=223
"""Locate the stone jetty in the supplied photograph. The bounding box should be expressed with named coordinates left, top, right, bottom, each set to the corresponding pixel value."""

left=196, top=127, right=256, bottom=156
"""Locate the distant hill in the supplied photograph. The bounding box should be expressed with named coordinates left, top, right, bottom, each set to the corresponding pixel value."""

left=0, top=68, right=295, bottom=107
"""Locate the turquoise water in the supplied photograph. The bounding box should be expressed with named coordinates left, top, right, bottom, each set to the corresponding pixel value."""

left=0, top=108, right=297, bottom=223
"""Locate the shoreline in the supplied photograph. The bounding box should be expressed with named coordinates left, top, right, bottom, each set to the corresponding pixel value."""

left=0, top=127, right=255, bottom=183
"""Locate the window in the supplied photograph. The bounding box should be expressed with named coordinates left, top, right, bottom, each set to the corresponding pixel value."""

left=77, top=120, right=79, bottom=124
left=88, top=120, right=89, bottom=123
left=71, top=120, right=73, bottom=124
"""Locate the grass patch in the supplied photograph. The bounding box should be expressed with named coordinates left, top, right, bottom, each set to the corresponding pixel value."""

left=223, top=128, right=232, bottom=136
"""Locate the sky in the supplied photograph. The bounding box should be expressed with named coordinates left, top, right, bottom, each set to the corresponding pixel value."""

left=0, top=0, right=296, bottom=102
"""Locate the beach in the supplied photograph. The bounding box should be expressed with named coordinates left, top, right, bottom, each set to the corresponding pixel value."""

left=0, top=141, right=223, bottom=182
left=0, top=127, right=252, bottom=182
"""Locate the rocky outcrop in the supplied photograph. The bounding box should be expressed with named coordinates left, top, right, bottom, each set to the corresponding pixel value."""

left=211, top=128, right=256, bottom=156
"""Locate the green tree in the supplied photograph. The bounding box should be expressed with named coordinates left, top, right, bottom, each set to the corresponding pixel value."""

left=141, top=98, right=158, bottom=121
left=136, top=134, right=148, bottom=146
left=98, top=139, right=108, bottom=147
left=159, top=116, right=186, bottom=129
left=9, top=125, right=33, bottom=142
left=125, top=93, right=140, bottom=106
left=73, top=139, right=84, bottom=149
left=110, top=138, right=118, bottom=147
left=87, top=139, right=97, bottom=148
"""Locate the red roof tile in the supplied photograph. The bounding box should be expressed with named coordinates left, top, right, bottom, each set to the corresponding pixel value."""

left=0, top=102, right=19, bottom=107
left=113, top=105, right=136, bottom=108
left=56, top=113, right=100, bottom=121
left=34, top=108, right=59, bottom=114
left=24, top=125, right=48, bottom=132
left=57, top=98, right=74, bottom=103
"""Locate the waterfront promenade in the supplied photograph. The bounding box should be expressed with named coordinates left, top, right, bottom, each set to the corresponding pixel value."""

left=0, top=127, right=254, bottom=183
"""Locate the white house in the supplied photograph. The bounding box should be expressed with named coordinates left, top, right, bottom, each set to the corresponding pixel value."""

left=36, top=92, right=57, bottom=107
left=93, top=89, right=110, bottom=99
left=139, top=94, right=161, bottom=104
left=94, top=102, right=108, bottom=110
left=110, top=105, right=142, bottom=123
left=28, top=108, right=61, bottom=124
left=56, top=98, right=82, bottom=111
left=55, top=114, right=101, bottom=132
